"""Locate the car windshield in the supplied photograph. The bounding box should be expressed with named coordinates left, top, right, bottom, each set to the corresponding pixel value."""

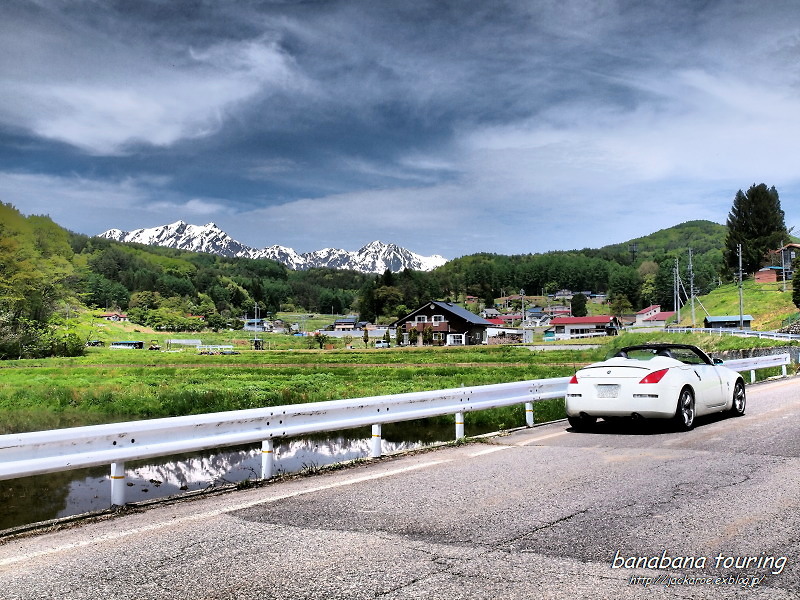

left=609, top=346, right=710, bottom=365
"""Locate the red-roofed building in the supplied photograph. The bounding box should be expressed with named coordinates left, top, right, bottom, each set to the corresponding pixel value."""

left=548, top=315, right=622, bottom=340
left=98, top=312, right=128, bottom=322
left=636, top=305, right=661, bottom=322
left=634, top=305, right=676, bottom=328
left=642, top=311, right=676, bottom=328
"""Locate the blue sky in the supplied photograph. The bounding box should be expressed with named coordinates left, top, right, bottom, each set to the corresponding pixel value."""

left=2, top=0, right=799, bottom=259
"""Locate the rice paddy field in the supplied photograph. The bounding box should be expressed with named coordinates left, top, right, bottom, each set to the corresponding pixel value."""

left=0, top=331, right=794, bottom=434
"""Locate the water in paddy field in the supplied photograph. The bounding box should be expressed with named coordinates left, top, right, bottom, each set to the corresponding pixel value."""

left=0, top=419, right=497, bottom=532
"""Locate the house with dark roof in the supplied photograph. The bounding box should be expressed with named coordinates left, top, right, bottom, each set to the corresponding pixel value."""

left=704, top=315, right=753, bottom=330
left=392, top=301, right=491, bottom=346
left=770, top=243, right=800, bottom=280
left=243, top=318, right=270, bottom=332
left=333, top=316, right=358, bottom=331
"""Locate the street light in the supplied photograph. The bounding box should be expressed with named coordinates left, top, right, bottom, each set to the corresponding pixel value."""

left=519, top=289, right=525, bottom=327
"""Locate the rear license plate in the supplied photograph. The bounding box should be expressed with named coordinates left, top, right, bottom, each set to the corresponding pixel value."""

left=596, top=384, right=620, bottom=398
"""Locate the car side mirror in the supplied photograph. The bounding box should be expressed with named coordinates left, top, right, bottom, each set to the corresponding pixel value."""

left=713, top=358, right=723, bottom=365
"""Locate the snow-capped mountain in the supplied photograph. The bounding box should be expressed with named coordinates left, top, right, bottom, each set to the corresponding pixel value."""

left=98, top=221, right=262, bottom=259
left=97, top=221, right=448, bottom=273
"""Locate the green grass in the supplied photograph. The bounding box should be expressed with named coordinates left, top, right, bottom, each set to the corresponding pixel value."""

left=676, top=280, right=797, bottom=330
left=0, top=344, right=588, bottom=430
left=1, top=319, right=795, bottom=434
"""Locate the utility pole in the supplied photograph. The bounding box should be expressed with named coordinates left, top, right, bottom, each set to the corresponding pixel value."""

left=781, top=240, right=787, bottom=293
left=738, top=244, right=744, bottom=329
left=674, top=258, right=681, bottom=323
left=688, top=249, right=696, bottom=328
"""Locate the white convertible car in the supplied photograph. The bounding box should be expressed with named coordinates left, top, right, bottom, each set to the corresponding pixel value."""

left=565, top=343, right=746, bottom=431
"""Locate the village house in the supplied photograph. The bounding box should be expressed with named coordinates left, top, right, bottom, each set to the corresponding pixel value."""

left=633, top=305, right=677, bottom=328
left=546, top=315, right=622, bottom=341
left=98, top=312, right=128, bottom=322
left=544, top=305, right=571, bottom=317
left=704, top=315, right=753, bottom=330
left=754, top=266, right=786, bottom=284
left=393, top=301, right=491, bottom=346
left=243, top=318, right=270, bottom=332
left=333, top=316, right=358, bottom=331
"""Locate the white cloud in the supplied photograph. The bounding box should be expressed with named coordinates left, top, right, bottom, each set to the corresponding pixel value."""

left=0, top=15, right=302, bottom=155
left=0, top=171, right=231, bottom=235
left=3, top=2, right=800, bottom=259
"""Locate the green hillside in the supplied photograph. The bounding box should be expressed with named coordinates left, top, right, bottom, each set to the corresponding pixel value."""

left=677, top=280, right=797, bottom=331
left=597, top=220, right=727, bottom=261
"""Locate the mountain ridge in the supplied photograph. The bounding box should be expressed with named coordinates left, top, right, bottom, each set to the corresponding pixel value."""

left=97, top=221, right=448, bottom=273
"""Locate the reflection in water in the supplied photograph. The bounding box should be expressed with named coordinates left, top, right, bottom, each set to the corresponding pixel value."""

left=0, top=420, right=481, bottom=532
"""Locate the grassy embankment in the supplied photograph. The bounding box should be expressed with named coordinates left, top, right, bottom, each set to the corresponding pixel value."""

left=0, top=344, right=597, bottom=433
left=674, top=279, right=797, bottom=330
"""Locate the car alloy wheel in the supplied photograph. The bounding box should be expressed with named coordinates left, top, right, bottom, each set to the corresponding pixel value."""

left=730, top=380, right=746, bottom=417
left=675, top=388, right=695, bottom=431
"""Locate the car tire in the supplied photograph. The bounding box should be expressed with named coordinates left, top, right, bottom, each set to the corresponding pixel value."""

left=567, top=414, right=597, bottom=431
left=673, top=387, right=695, bottom=431
left=729, top=380, right=746, bottom=417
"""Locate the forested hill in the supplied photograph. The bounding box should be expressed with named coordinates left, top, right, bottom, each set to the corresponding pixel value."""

left=433, top=220, right=728, bottom=311
left=596, top=220, right=727, bottom=260
left=1, top=203, right=735, bottom=358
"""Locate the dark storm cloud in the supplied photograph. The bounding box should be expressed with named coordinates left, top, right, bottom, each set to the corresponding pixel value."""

left=1, top=0, right=800, bottom=255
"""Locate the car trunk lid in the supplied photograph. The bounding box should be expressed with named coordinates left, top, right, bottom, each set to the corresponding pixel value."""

left=576, top=364, right=652, bottom=380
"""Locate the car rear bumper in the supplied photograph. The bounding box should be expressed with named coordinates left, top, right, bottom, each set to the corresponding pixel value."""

left=565, top=384, right=680, bottom=420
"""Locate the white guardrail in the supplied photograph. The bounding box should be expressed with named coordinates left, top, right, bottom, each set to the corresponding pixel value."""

left=0, top=353, right=791, bottom=507
left=666, top=327, right=800, bottom=341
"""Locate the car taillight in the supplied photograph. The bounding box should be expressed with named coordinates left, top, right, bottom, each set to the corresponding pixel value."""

left=569, top=374, right=578, bottom=384
left=639, top=368, right=669, bottom=384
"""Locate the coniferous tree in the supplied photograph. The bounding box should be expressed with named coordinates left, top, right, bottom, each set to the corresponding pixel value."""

left=570, top=293, right=588, bottom=317
left=724, top=184, right=788, bottom=275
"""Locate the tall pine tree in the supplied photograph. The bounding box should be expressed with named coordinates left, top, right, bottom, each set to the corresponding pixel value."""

left=724, top=184, right=788, bottom=275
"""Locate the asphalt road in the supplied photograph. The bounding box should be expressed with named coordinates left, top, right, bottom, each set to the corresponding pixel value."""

left=1, top=377, right=799, bottom=599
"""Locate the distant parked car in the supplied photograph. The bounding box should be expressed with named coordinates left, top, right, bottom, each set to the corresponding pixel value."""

left=374, top=340, right=390, bottom=348
left=565, top=343, right=745, bottom=431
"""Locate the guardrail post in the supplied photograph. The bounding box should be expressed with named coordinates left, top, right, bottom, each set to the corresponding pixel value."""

left=750, top=370, right=756, bottom=383
left=110, top=461, right=126, bottom=506
left=261, top=440, right=274, bottom=479
left=371, top=424, right=382, bottom=458
left=455, top=412, right=465, bottom=439
left=525, top=402, right=534, bottom=427
left=782, top=364, right=787, bottom=377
